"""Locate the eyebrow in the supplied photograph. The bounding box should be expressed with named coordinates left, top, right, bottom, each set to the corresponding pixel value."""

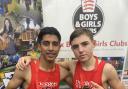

left=72, top=41, right=89, bottom=45
left=41, top=40, right=59, bottom=42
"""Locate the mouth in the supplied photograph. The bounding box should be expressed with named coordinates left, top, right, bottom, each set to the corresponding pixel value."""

left=79, top=55, right=86, bottom=58
left=47, top=53, right=56, bottom=58
left=78, top=54, right=89, bottom=61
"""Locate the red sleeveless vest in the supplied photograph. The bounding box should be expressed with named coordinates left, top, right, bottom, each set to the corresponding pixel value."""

left=27, top=60, right=60, bottom=89
left=73, top=57, right=105, bottom=89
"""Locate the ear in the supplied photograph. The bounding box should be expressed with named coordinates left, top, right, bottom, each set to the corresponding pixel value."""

left=59, top=44, right=61, bottom=50
left=37, top=44, right=41, bottom=52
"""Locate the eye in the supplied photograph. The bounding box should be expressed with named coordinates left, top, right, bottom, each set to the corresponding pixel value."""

left=52, top=42, right=60, bottom=46
left=41, top=41, right=50, bottom=46
left=71, top=45, right=78, bottom=49
left=81, top=42, right=88, bottom=46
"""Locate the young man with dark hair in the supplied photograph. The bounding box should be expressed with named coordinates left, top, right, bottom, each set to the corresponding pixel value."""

left=6, top=27, right=71, bottom=89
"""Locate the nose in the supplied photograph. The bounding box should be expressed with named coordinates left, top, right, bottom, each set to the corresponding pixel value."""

left=49, top=43, right=54, bottom=50
left=78, top=45, right=84, bottom=52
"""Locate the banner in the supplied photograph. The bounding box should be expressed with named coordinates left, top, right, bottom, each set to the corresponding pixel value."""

left=0, top=0, right=43, bottom=88
left=42, top=0, right=128, bottom=88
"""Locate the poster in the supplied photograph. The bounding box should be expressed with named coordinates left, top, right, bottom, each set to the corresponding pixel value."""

left=0, top=0, right=43, bottom=88
left=122, top=48, right=128, bottom=89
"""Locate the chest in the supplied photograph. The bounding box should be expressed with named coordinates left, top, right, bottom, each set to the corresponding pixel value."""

left=28, top=63, right=60, bottom=89
left=73, top=61, right=106, bottom=89
left=37, top=69, right=60, bottom=82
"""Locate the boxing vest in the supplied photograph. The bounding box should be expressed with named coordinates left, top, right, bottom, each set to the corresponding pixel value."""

left=27, top=60, right=60, bottom=89
left=73, top=57, right=105, bottom=89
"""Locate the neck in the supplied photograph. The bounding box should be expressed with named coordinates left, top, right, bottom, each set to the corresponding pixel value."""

left=81, top=56, right=96, bottom=71
left=39, top=56, right=55, bottom=72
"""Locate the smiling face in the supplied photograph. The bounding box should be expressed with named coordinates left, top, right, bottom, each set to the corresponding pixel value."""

left=38, top=34, right=61, bottom=62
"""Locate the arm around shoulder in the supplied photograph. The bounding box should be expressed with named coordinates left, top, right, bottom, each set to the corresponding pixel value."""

left=60, top=66, right=72, bottom=87
left=57, top=60, right=71, bottom=70
left=16, top=56, right=33, bottom=70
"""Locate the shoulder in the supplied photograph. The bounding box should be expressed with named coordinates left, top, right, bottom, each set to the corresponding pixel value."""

left=59, top=65, right=67, bottom=72
left=68, top=60, right=77, bottom=67
left=104, top=63, right=115, bottom=72
left=16, top=64, right=31, bottom=73
left=103, top=63, right=118, bottom=79
left=56, top=59, right=75, bottom=69
left=102, top=63, right=125, bottom=89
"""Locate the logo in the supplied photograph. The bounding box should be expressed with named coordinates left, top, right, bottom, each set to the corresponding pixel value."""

left=72, top=0, right=104, bottom=35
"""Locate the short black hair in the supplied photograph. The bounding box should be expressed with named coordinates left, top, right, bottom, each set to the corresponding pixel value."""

left=70, top=28, right=93, bottom=44
left=37, top=27, right=61, bottom=43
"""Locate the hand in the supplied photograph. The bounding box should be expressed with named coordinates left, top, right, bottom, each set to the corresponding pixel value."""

left=91, top=81, right=104, bottom=89
left=16, top=56, right=31, bottom=70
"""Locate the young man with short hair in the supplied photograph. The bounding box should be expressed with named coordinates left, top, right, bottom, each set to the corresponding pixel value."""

left=6, top=27, right=71, bottom=89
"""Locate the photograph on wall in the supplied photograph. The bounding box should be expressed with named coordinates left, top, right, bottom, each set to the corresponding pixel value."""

left=100, top=56, right=125, bottom=89
left=0, top=0, right=43, bottom=88
left=100, top=57, right=125, bottom=80
left=122, top=48, right=128, bottom=88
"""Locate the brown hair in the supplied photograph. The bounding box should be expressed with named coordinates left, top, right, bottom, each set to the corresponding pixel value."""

left=69, top=28, right=93, bottom=44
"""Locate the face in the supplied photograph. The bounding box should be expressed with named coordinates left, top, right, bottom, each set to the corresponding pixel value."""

left=38, top=34, right=61, bottom=62
left=71, top=34, right=95, bottom=62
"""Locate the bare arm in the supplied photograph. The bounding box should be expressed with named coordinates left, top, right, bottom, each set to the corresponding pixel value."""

left=6, top=69, right=25, bottom=89
left=16, top=56, right=71, bottom=71
left=105, top=63, right=125, bottom=89
left=57, top=60, right=73, bottom=71
left=64, top=72, right=73, bottom=87
left=60, top=66, right=72, bottom=87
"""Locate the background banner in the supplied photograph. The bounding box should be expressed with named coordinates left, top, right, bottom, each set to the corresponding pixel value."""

left=42, top=0, right=128, bottom=88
